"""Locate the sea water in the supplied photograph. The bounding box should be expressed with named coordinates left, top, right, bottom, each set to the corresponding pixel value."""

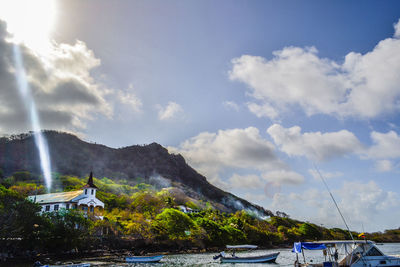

left=91, top=243, right=400, bottom=266
left=4, top=243, right=400, bottom=266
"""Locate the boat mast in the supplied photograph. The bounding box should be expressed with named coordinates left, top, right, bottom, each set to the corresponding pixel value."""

left=313, top=164, right=355, bottom=242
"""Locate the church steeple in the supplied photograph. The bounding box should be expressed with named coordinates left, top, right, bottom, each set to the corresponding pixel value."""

left=83, top=171, right=98, bottom=189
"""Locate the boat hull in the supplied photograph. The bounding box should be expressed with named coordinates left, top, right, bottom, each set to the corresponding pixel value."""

left=126, top=255, right=163, bottom=263
left=351, top=255, right=400, bottom=267
left=220, top=252, right=280, bottom=263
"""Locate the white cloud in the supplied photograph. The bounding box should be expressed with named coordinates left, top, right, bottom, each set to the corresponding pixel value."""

left=242, top=193, right=266, bottom=205
left=394, top=19, right=400, bottom=38
left=262, top=170, right=304, bottom=185
left=228, top=169, right=303, bottom=191
left=267, top=124, right=363, bottom=161
left=168, top=127, right=286, bottom=186
left=375, top=160, right=393, bottom=172
left=223, top=101, right=240, bottom=111
left=230, top=19, right=400, bottom=119
left=0, top=19, right=113, bottom=134
left=247, top=102, right=279, bottom=119
left=157, top=101, right=184, bottom=121
left=228, top=173, right=264, bottom=189
left=268, top=181, right=400, bottom=232
left=308, top=169, right=343, bottom=180
left=117, top=90, right=142, bottom=113
left=367, top=131, right=400, bottom=159
left=337, top=181, right=400, bottom=230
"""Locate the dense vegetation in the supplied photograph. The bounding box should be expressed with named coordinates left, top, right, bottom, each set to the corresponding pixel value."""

left=0, top=131, right=271, bottom=217
left=1, top=171, right=399, bottom=260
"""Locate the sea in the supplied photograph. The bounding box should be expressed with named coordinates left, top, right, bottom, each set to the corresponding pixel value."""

left=4, top=243, right=400, bottom=267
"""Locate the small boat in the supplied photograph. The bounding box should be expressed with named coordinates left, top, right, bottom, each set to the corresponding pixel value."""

left=293, top=240, right=400, bottom=267
left=126, top=255, right=163, bottom=263
left=213, top=245, right=280, bottom=263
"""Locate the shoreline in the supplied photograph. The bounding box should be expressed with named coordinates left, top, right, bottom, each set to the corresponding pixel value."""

left=0, top=244, right=291, bottom=266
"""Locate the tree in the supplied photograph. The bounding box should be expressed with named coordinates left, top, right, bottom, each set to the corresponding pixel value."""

left=298, top=223, right=322, bottom=240
left=151, top=208, right=195, bottom=240
left=0, top=185, right=45, bottom=250
left=130, top=191, right=165, bottom=216
left=195, top=217, right=225, bottom=246
left=40, top=209, right=92, bottom=252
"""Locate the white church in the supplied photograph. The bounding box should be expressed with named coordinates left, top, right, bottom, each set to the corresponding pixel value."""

left=28, top=172, right=104, bottom=219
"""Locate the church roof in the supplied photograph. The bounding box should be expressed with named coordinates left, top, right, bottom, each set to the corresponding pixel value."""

left=82, top=171, right=98, bottom=189
left=27, top=190, right=83, bottom=204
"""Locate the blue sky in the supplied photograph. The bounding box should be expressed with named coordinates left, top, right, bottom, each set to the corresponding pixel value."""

left=1, top=0, right=400, bottom=231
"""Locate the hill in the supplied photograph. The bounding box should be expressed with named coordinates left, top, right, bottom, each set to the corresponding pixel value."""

left=0, top=130, right=273, bottom=216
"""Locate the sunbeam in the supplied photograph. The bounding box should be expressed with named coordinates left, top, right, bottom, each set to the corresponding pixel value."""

left=13, top=44, right=52, bottom=191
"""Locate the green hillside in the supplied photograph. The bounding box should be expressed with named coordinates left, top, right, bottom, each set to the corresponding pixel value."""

left=1, top=171, right=398, bottom=261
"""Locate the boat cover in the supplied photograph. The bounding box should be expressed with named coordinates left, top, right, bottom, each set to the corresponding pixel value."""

left=292, top=242, right=327, bottom=253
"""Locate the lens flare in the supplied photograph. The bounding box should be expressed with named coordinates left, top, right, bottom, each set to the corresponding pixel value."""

left=0, top=0, right=57, bottom=54
left=13, top=44, right=52, bottom=191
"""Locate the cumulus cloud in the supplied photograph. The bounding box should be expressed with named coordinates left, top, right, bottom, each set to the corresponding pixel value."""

left=366, top=130, right=400, bottom=159
left=157, top=101, right=184, bottom=121
left=230, top=19, right=400, bottom=119
left=268, top=181, right=400, bottom=231
left=0, top=19, right=112, bottom=134
left=267, top=124, right=363, bottom=161
left=337, top=181, right=400, bottom=229
left=168, top=127, right=286, bottom=186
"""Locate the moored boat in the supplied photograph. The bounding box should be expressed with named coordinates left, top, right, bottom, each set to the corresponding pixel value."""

left=293, top=240, right=400, bottom=267
left=213, top=244, right=280, bottom=263
left=126, top=255, right=163, bottom=263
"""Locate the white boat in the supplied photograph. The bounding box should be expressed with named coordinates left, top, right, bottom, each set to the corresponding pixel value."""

left=293, top=240, right=400, bottom=267
left=126, top=255, right=163, bottom=263
left=214, top=244, right=280, bottom=263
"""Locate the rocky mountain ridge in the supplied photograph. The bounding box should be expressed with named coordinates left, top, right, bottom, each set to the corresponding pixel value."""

left=0, top=131, right=273, bottom=216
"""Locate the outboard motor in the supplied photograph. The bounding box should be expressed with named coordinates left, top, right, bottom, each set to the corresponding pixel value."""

left=213, top=254, right=222, bottom=260
left=213, top=251, right=226, bottom=260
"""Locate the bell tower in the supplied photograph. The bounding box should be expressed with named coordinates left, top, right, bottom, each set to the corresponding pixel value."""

left=82, top=171, right=98, bottom=198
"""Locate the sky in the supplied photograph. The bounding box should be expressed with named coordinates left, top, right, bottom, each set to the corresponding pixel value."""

left=1, top=0, right=400, bottom=232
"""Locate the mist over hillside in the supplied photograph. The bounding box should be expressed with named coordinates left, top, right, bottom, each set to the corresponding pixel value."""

left=0, top=131, right=273, bottom=217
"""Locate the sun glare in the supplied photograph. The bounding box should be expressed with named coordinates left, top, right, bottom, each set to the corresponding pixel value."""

left=0, top=0, right=57, bottom=53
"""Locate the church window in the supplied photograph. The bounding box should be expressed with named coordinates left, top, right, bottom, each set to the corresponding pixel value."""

left=66, top=204, right=70, bottom=210
left=54, top=204, right=59, bottom=211
left=85, top=189, right=87, bottom=194
left=91, top=189, right=94, bottom=195
left=45, top=205, right=50, bottom=211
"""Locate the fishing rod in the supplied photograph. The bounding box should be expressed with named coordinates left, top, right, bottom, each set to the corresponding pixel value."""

left=313, top=163, right=355, bottom=242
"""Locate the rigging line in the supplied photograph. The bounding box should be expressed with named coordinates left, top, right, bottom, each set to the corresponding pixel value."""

left=313, top=163, right=355, bottom=242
